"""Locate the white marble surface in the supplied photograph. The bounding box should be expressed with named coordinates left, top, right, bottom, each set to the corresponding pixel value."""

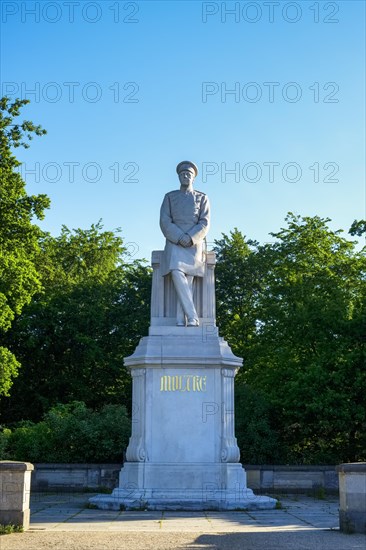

left=90, top=248, right=277, bottom=510
left=90, top=333, right=276, bottom=510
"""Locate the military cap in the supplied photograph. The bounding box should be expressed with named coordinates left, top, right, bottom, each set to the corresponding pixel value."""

left=176, top=160, right=198, bottom=177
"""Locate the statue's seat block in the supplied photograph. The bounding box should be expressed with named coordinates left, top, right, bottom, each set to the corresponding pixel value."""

left=150, top=250, right=216, bottom=326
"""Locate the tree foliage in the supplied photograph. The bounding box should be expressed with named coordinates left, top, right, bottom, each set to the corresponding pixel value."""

left=215, top=214, right=366, bottom=464
left=0, top=401, right=130, bottom=463
left=214, top=228, right=259, bottom=360
left=349, top=219, right=366, bottom=237
left=0, top=98, right=50, bottom=397
left=235, top=384, right=282, bottom=464
left=1, top=223, right=151, bottom=422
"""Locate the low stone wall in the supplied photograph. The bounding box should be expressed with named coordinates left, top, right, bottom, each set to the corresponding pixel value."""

left=31, top=464, right=338, bottom=493
left=244, top=465, right=338, bottom=494
left=32, top=464, right=122, bottom=492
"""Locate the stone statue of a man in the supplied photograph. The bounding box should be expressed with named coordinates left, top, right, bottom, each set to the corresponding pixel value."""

left=160, top=161, right=210, bottom=326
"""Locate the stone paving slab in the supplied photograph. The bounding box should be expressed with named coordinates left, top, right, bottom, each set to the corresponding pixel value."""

left=25, top=492, right=344, bottom=532
left=2, top=492, right=366, bottom=550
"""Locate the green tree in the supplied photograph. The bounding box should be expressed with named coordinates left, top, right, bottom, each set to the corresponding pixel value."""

left=215, top=214, right=366, bottom=464
left=214, top=230, right=283, bottom=463
left=1, top=223, right=151, bottom=423
left=214, top=229, right=259, bottom=359
left=349, top=219, right=366, bottom=237
left=0, top=98, right=50, bottom=397
left=235, top=384, right=281, bottom=464
left=248, top=214, right=366, bottom=463
left=1, top=401, right=130, bottom=463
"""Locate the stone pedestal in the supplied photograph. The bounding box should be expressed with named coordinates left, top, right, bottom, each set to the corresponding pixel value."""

left=336, top=462, right=366, bottom=534
left=90, top=251, right=276, bottom=511
left=0, top=461, right=34, bottom=529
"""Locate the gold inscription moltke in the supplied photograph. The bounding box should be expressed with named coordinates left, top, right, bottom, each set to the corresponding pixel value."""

left=160, top=375, right=207, bottom=392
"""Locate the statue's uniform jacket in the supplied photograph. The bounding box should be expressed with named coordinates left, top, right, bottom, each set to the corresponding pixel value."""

left=160, top=189, right=210, bottom=277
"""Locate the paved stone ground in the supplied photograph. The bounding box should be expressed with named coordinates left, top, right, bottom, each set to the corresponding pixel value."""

left=2, top=493, right=366, bottom=549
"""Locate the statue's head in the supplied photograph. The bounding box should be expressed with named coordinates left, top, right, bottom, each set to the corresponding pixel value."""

left=176, top=161, right=198, bottom=188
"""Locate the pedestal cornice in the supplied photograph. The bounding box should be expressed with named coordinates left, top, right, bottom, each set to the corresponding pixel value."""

left=124, top=334, right=243, bottom=369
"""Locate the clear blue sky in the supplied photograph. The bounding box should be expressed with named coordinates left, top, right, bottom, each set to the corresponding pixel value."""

left=1, top=0, right=365, bottom=261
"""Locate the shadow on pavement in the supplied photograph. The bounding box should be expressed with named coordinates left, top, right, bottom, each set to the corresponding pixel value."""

left=189, top=531, right=366, bottom=550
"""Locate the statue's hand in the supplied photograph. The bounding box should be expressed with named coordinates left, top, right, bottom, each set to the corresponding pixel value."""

left=179, top=234, right=193, bottom=247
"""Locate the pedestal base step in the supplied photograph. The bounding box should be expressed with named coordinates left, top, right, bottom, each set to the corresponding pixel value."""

left=89, top=489, right=277, bottom=511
